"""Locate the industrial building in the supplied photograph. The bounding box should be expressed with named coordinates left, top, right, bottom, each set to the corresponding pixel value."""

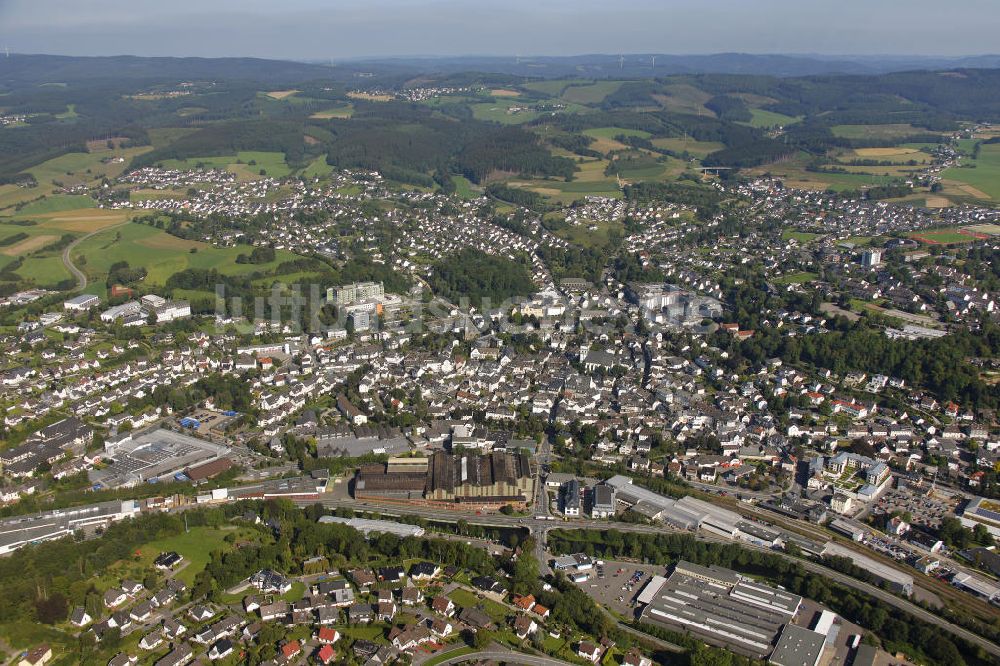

left=769, top=624, right=825, bottom=666
left=353, top=451, right=535, bottom=505
left=604, top=475, right=742, bottom=536
left=639, top=561, right=803, bottom=658
left=90, top=429, right=231, bottom=489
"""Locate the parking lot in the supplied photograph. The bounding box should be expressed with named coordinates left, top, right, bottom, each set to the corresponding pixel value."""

left=868, top=486, right=958, bottom=530
left=572, top=558, right=669, bottom=618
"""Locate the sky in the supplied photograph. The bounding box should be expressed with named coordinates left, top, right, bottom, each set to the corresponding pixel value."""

left=1, top=0, right=998, bottom=60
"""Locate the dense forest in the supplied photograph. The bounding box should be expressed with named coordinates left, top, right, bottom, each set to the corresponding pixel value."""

left=429, top=248, right=535, bottom=308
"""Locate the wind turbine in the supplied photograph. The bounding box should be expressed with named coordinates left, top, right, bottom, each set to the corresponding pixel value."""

left=4, top=46, right=9, bottom=59
left=619, top=55, right=624, bottom=70
left=515, top=53, right=521, bottom=65
left=651, top=55, right=656, bottom=72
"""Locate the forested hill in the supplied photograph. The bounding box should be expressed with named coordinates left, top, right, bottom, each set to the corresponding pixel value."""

left=0, top=54, right=337, bottom=85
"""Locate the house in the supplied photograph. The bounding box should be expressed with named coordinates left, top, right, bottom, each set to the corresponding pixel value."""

left=188, top=605, right=215, bottom=622
left=208, top=639, right=234, bottom=661
left=459, top=606, right=494, bottom=630
left=250, top=569, right=292, bottom=594
left=70, top=607, right=93, bottom=627
left=104, top=589, right=128, bottom=608
left=259, top=601, right=289, bottom=622
left=430, top=596, right=455, bottom=617
left=623, top=648, right=653, bottom=666
left=376, top=601, right=396, bottom=622
left=512, top=593, right=536, bottom=611
left=409, top=561, right=440, bottom=580
left=153, top=643, right=192, bottom=666
left=349, top=604, right=373, bottom=624
left=17, top=645, right=52, bottom=666
left=107, top=654, right=137, bottom=666
left=513, top=615, right=537, bottom=639
left=280, top=640, right=302, bottom=661
left=377, top=566, right=404, bottom=583
left=430, top=618, right=454, bottom=637
left=401, top=587, right=421, bottom=606
left=578, top=641, right=601, bottom=663
left=532, top=603, right=550, bottom=619
left=316, top=644, right=337, bottom=665
left=139, top=632, right=163, bottom=651
left=316, top=627, right=340, bottom=644
left=390, top=626, right=432, bottom=651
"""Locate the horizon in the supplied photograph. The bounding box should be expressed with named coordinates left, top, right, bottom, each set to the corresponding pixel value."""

left=2, top=0, right=999, bottom=60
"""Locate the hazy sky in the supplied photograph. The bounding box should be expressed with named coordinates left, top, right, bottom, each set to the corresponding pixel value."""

left=1, top=0, right=998, bottom=59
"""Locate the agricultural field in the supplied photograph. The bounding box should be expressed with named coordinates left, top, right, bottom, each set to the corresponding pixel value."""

left=520, top=79, right=571, bottom=96
left=262, top=89, right=299, bottom=100
left=582, top=126, right=652, bottom=154
left=941, top=143, right=1000, bottom=201
left=158, top=150, right=292, bottom=179
left=651, top=137, right=725, bottom=158
left=309, top=103, right=354, bottom=119
left=830, top=123, right=937, bottom=140
left=70, top=221, right=303, bottom=288
left=653, top=83, right=715, bottom=115
left=470, top=100, right=538, bottom=124
left=347, top=91, right=393, bottom=102
left=560, top=80, right=626, bottom=104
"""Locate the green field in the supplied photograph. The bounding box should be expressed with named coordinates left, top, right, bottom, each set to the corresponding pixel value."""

left=560, top=80, right=626, bottom=104
left=301, top=155, right=333, bottom=179
left=747, top=108, right=800, bottom=128
left=941, top=143, right=1000, bottom=200
left=781, top=229, right=821, bottom=243
left=651, top=137, right=725, bottom=158
left=908, top=229, right=980, bottom=245
left=16, top=194, right=96, bottom=215
left=830, top=123, right=935, bottom=140
left=452, top=175, right=480, bottom=199
left=774, top=271, right=818, bottom=285
left=470, top=101, right=538, bottom=124
left=135, top=527, right=238, bottom=587
left=159, top=150, right=292, bottom=178
left=582, top=127, right=652, bottom=141
left=521, top=80, right=572, bottom=96
left=72, top=222, right=303, bottom=286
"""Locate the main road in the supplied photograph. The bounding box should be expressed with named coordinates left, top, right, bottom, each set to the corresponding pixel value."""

left=432, top=648, right=575, bottom=666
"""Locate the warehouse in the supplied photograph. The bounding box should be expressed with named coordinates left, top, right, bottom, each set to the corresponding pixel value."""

left=769, top=624, right=825, bottom=666
left=639, top=561, right=803, bottom=658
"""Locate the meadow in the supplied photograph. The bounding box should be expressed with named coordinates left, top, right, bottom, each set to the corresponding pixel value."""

left=71, top=222, right=303, bottom=288
left=941, top=143, right=1000, bottom=201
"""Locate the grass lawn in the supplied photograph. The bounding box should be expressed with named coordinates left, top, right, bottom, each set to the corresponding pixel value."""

left=447, top=588, right=509, bottom=622
left=774, top=271, right=818, bottom=285
left=782, top=229, right=821, bottom=243
left=340, top=625, right=387, bottom=641
left=908, top=229, right=982, bottom=245
left=452, top=176, right=480, bottom=199
left=133, top=526, right=239, bottom=587
left=423, top=646, right=476, bottom=666
left=300, top=155, right=333, bottom=179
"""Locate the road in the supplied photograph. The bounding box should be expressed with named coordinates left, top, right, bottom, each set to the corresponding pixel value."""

left=61, top=220, right=130, bottom=291
left=297, top=495, right=1000, bottom=658
left=433, top=648, right=575, bottom=666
